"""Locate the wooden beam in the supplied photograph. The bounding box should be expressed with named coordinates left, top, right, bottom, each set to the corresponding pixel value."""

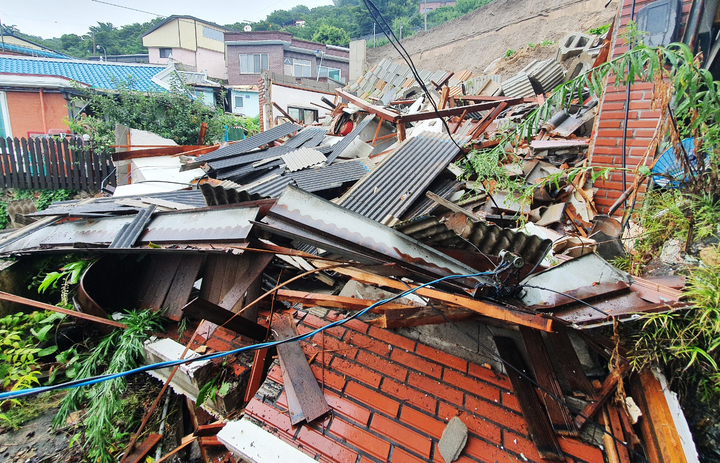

left=274, top=315, right=331, bottom=424
left=396, top=98, right=523, bottom=124
left=426, top=191, right=482, bottom=222
left=369, top=305, right=478, bottom=329
left=544, top=326, right=596, bottom=400
left=245, top=348, right=269, bottom=402
left=332, top=267, right=555, bottom=332
left=182, top=298, right=267, bottom=341
left=605, top=404, right=632, bottom=463
left=0, top=291, right=126, bottom=329
left=336, top=89, right=400, bottom=122
left=469, top=101, right=508, bottom=139
left=273, top=102, right=297, bottom=124
left=494, top=336, right=565, bottom=461
left=275, top=289, right=419, bottom=312
left=396, top=122, right=406, bottom=142
left=123, top=434, right=162, bottom=463
left=575, top=361, right=631, bottom=430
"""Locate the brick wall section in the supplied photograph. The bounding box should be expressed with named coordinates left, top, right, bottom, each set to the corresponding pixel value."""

left=244, top=309, right=604, bottom=463
left=590, top=0, right=692, bottom=214
left=6, top=90, right=69, bottom=137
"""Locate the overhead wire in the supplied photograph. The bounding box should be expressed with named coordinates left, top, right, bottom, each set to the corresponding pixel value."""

left=360, top=0, right=464, bottom=151
left=0, top=268, right=502, bottom=402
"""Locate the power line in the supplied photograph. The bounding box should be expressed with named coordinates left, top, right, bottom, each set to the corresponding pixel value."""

left=90, top=0, right=164, bottom=18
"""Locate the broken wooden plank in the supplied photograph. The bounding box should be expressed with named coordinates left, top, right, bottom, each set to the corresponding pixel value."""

left=369, top=305, right=478, bottom=329
left=194, top=422, right=226, bottom=437
left=0, top=291, right=126, bottom=328
left=333, top=267, right=554, bottom=332
left=494, top=336, right=565, bottom=461
left=217, top=252, right=275, bottom=313
left=519, top=326, right=578, bottom=436
left=469, top=101, right=508, bottom=139
left=629, top=367, right=694, bottom=463
left=155, top=434, right=197, bottom=463
left=574, top=361, right=631, bottom=430
left=336, top=88, right=400, bottom=122
left=245, top=348, right=269, bottom=403
left=163, top=254, right=205, bottom=321
left=123, top=433, right=162, bottom=463
left=273, top=314, right=330, bottom=424
left=396, top=98, right=523, bottom=124
left=182, top=298, right=267, bottom=341
left=274, top=289, right=419, bottom=312
left=140, top=254, right=183, bottom=311
left=544, top=326, right=596, bottom=400
left=425, top=191, right=483, bottom=222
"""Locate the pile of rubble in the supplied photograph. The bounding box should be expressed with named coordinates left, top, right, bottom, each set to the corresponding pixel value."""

left=0, top=28, right=698, bottom=463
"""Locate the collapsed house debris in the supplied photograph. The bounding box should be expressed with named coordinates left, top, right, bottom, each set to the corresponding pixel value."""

left=0, top=7, right=706, bottom=463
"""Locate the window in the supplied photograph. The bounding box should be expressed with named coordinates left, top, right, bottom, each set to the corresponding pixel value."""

left=159, top=48, right=172, bottom=59
left=234, top=95, right=244, bottom=108
left=318, top=66, right=342, bottom=81
left=284, top=58, right=311, bottom=77
left=0, top=92, right=10, bottom=138
left=202, top=26, right=224, bottom=42
left=240, top=53, right=269, bottom=74
left=287, top=106, right=318, bottom=124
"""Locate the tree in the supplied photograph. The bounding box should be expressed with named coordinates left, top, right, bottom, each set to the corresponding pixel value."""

left=312, top=24, right=351, bottom=46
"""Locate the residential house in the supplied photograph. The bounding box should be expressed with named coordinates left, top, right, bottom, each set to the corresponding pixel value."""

left=419, top=0, right=456, bottom=14
left=0, top=55, right=219, bottom=138
left=0, top=33, right=71, bottom=59
left=225, top=31, right=349, bottom=87
left=142, top=15, right=230, bottom=80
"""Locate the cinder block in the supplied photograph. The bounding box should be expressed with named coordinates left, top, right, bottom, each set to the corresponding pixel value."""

left=556, top=33, right=599, bottom=62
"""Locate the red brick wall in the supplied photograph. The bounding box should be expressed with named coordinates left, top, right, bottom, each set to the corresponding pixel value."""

left=5, top=90, right=69, bottom=138
left=590, top=0, right=692, bottom=214
left=243, top=309, right=605, bottom=463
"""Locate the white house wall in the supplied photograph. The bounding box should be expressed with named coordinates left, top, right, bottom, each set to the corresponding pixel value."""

left=270, top=84, right=333, bottom=124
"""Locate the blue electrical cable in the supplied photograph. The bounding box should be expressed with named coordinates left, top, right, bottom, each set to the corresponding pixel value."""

left=0, top=267, right=505, bottom=401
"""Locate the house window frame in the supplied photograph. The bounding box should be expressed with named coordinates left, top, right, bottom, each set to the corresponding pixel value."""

left=234, top=95, right=244, bottom=108
left=159, top=48, right=172, bottom=59
left=0, top=92, right=12, bottom=138
left=287, top=106, right=318, bottom=124
left=317, top=65, right=342, bottom=81
left=284, top=58, right=312, bottom=77
left=240, top=53, right=269, bottom=74
left=202, top=26, right=224, bottom=42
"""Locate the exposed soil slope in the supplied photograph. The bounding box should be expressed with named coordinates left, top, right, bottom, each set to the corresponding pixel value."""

left=367, top=0, right=618, bottom=78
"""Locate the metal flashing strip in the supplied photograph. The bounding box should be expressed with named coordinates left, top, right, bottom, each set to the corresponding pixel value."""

left=109, top=205, right=156, bottom=249
left=325, top=114, right=375, bottom=164
left=197, top=122, right=302, bottom=162
left=339, top=132, right=468, bottom=223
left=261, top=185, right=491, bottom=287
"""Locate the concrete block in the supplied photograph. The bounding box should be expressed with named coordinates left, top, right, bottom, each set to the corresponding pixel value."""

left=144, top=338, right=214, bottom=400
left=438, top=416, right=468, bottom=463
left=556, top=32, right=597, bottom=62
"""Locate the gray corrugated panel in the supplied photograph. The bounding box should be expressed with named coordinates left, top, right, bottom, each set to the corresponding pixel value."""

left=246, top=172, right=293, bottom=198
left=109, top=205, right=156, bottom=248
left=196, top=122, right=302, bottom=162
left=325, top=114, right=375, bottom=164
left=304, top=129, right=327, bottom=148
left=339, top=132, right=467, bottom=223
left=502, top=72, right=536, bottom=98
left=282, top=128, right=326, bottom=149
left=400, top=178, right=464, bottom=221
left=199, top=183, right=264, bottom=206
left=282, top=148, right=327, bottom=172
left=290, top=159, right=371, bottom=193
left=32, top=190, right=206, bottom=216
left=217, top=159, right=284, bottom=182
left=526, top=59, right=566, bottom=93
left=394, top=216, right=552, bottom=266
left=208, top=146, right=293, bottom=170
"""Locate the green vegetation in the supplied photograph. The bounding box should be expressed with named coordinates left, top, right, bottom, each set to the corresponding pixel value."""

left=589, top=24, right=611, bottom=35
left=53, top=309, right=163, bottom=463
left=65, top=81, right=257, bottom=153
left=504, top=49, right=516, bottom=58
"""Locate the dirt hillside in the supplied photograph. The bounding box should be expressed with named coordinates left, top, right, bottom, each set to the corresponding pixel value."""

left=367, top=0, right=618, bottom=78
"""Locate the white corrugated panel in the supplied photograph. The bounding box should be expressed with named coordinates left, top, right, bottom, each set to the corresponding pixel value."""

left=281, top=147, right=327, bottom=172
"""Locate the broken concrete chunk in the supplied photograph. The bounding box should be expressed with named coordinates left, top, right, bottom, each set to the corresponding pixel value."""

left=438, top=416, right=468, bottom=463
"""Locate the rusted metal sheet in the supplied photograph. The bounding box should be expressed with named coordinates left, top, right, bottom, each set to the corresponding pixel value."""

left=1, top=206, right=259, bottom=253
left=261, top=185, right=492, bottom=288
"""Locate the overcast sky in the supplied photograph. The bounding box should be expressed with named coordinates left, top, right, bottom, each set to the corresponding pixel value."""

left=1, top=0, right=334, bottom=39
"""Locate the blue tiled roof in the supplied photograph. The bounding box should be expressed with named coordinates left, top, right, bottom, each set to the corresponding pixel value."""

left=0, top=43, right=72, bottom=59
left=0, top=56, right=166, bottom=92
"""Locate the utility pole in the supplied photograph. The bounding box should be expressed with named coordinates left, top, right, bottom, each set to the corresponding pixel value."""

left=424, top=0, right=427, bottom=31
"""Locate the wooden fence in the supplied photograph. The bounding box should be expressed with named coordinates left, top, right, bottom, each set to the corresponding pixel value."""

left=0, top=137, right=115, bottom=191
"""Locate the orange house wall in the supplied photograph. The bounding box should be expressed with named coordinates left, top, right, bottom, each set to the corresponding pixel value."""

left=5, top=91, right=69, bottom=138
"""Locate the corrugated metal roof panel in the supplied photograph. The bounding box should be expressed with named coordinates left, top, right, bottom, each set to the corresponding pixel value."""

left=282, top=128, right=326, bottom=149
left=290, top=159, right=371, bottom=193
left=338, top=132, right=468, bottom=223
left=281, top=148, right=326, bottom=172
left=197, top=122, right=302, bottom=162
left=209, top=146, right=294, bottom=171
